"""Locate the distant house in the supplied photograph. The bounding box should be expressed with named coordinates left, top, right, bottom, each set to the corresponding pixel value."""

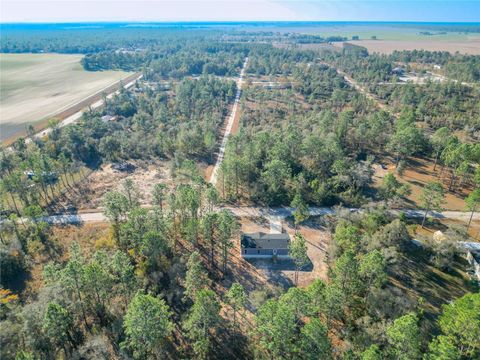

left=24, top=170, right=35, bottom=180
left=392, top=66, right=405, bottom=75
left=433, top=64, right=442, bottom=70
left=467, top=250, right=480, bottom=282
left=101, top=115, right=117, bottom=123
left=241, top=232, right=290, bottom=259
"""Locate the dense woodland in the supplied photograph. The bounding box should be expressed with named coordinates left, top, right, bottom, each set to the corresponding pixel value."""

left=1, top=25, right=480, bottom=359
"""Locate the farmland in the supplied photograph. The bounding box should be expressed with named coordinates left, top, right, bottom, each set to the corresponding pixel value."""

left=1, top=23, right=480, bottom=360
left=0, top=53, right=130, bottom=142
left=340, top=38, right=480, bottom=55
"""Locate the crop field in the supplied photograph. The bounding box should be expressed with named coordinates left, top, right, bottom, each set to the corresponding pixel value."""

left=258, top=23, right=480, bottom=55
left=0, top=53, right=130, bottom=142
left=342, top=38, right=480, bottom=55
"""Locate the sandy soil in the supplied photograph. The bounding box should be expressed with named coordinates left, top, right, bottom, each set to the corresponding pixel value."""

left=73, top=160, right=172, bottom=211
left=0, top=53, right=130, bottom=141
left=411, top=218, right=480, bottom=242
left=334, top=39, right=480, bottom=55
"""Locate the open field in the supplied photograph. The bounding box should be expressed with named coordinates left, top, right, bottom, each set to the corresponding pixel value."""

left=241, top=23, right=479, bottom=40
left=338, top=39, right=480, bottom=55
left=0, top=53, right=131, bottom=142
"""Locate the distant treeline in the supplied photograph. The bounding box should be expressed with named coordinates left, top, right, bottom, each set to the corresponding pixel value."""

left=0, top=26, right=221, bottom=54
left=81, top=42, right=249, bottom=75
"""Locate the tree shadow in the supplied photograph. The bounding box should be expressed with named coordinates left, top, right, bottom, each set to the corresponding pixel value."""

left=214, top=326, right=252, bottom=360
left=5, top=266, right=31, bottom=294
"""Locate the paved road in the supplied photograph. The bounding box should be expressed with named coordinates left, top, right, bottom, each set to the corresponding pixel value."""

left=210, top=57, right=249, bottom=185
left=36, top=206, right=479, bottom=225
left=23, top=75, right=142, bottom=145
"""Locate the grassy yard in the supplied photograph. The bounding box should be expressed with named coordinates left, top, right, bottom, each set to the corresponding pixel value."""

left=0, top=53, right=131, bottom=142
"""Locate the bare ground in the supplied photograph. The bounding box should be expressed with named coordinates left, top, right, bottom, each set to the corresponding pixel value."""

left=372, top=156, right=472, bottom=211
left=62, top=159, right=173, bottom=211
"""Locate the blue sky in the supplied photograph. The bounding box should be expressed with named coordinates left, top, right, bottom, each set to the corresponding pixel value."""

left=1, top=0, right=479, bottom=23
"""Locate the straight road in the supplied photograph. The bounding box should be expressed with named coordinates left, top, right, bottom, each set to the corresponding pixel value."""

left=209, top=57, right=249, bottom=185
left=35, top=206, right=479, bottom=225
left=318, top=60, right=390, bottom=112
left=22, top=74, right=143, bottom=145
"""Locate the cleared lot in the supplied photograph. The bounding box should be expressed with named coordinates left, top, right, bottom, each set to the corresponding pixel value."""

left=0, top=53, right=130, bottom=142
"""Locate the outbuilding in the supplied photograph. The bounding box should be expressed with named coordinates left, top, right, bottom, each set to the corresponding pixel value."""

left=241, top=232, right=290, bottom=259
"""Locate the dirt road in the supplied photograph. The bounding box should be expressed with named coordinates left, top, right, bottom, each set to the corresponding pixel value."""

left=209, top=57, right=249, bottom=185
left=318, top=60, right=391, bottom=112
left=34, top=206, right=479, bottom=225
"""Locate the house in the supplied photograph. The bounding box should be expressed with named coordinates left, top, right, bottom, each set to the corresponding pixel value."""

left=101, top=115, right=117, bottom=123
left=467, top=250, right=480, bottom=282
left=240, top=232, right=290, bottom=259
left=392, top=66, right=405, bottom=75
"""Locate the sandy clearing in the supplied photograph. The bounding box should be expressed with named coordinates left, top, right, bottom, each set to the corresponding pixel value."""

left=63, top=160, right=172, bottom=211
left=334, top=39, right=480, bottom=55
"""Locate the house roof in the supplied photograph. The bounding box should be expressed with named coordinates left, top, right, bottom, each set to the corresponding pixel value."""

left=241, top=232, right=290, bottom=250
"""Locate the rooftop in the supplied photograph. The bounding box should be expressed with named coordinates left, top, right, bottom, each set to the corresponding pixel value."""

left=241, top=232, right=290, bottom=250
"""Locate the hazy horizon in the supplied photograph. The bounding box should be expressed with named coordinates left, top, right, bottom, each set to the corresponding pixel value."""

left=1, top=1, right=479, bottom=23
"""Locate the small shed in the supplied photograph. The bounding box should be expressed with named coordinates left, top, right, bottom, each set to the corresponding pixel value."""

left=241, top=232, right=290, bottom=259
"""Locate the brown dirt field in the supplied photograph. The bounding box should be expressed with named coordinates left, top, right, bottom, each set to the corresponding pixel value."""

left=1, top=53, right=136, bottom=144
left=23, top=223, right=110, bottom=298
left=66, top=159, right=172, bottom=211
left=409, top=218, right=480, bottom=242
left=2, top=71, right=139, bottom=146
left=336, top=39, right=480, bottom=55
left=372, top=156, right=472, bottom=211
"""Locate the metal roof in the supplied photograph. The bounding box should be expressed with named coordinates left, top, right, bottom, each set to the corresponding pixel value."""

left=241, top=232, right=290, bottom=250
